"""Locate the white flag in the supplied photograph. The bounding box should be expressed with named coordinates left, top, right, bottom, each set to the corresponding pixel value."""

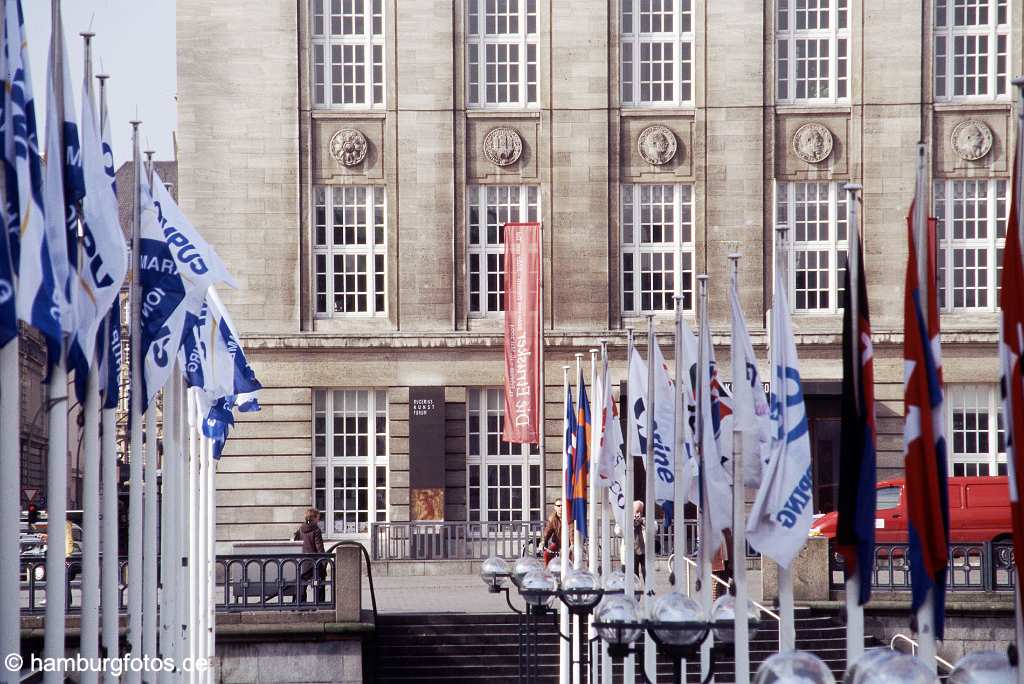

left=746, top=262, right=814, bottom=568
left=730, top=273, right=771, bottom=489
left=627, top=343, right=678, bottom=505
left=68, top=63, right=128, bottom=401
left=598, top=371, right=628, bottom=529
left=696, top=307, right=733, bottom=559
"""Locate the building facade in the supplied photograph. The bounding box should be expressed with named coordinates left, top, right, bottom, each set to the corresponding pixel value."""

left=175, top=0, right=1022, bottom=551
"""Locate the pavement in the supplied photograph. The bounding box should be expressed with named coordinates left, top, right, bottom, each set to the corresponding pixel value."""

left=361, top=564, right=677, bottom=614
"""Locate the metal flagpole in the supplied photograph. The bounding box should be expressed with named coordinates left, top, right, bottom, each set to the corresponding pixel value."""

left=643, top=315, right=656, bottom=681
left=573, top=352, right=584, bottom=684
left=126, top=118, right=144, bottom=684
left=1012, top=76, right=1024, bottom=684
left=160, top=362, right=179, bottom=681
left=912, top=142, right=937, bottom=673
left=78, top=32, right=101, bottom=684
left=196, top=428, right=209, bottom=682
left=206, top=443, right=217, bottom=677
left=142, top=150, right=160, bottom=668
left=843, top=183, right=865, bottom=666
left=696, top=275, right=713, bottom=680
left=96, top=73, right=120, bottom=684
left=588, top=346, right=600, bottom=683
left=0, top=336, right=19, bottom=684
left=177, top=373, right=189, bottom=675
left=598, top=339, right=611, bottom=684
left=623, top=328, right=636, bottom=683
left=774, top=227, right=796, bottom=653
left=672, top=294, right=687, bottom=681
left=188, top=389, right=200, bottom=679
left=560, top=365, right=571, bottom=684
left=44, top=3, right=71, bottom=677
left=728, top=256, right=750, bottom=684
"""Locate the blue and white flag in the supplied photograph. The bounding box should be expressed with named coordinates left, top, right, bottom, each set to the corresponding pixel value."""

left=746, top=257, right=814, bottom=568
left=95, top=91, right=123, bottom=411
left=138, top=170, right=236, bottom=410
left=730, top=270, right=771, bottom=489
left=68, top=61, right=127, bottom=402
left=627, top=341, right=681, bottom=507
left=6, top=0, right=61, bottom=351
left=41, top=13, right=85, bottom=361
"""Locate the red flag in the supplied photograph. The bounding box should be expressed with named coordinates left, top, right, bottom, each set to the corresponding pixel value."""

left=503, top=222, right=542, bottom=443
left=999, top=134, right=1024, bottom=620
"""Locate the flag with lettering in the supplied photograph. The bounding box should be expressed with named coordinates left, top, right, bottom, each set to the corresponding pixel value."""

left=836, top=223, right=877, bottom=606
left=729, top=270, right=771, bottom=489
left=95, top=78, right=124, bottom=410
left=502, top=222, right=541, bottom=443
left=571, top=370, right=591, bottom=540
left=0, top=23, right=13, bottom=348
left=904, top=205, right=949, bottom=638
left=7, top=0, right=61, bottom=353
left=68, top=58, right=127, bottom=402
left=746, top=251, right=814, bottom=568
left=697, top=297, right=733, bottom=560
left=598, top=365, right=628, bottom=529
left=1000, top=120, right=1024, bottom=625
left=628, top=342, right=680, bottom=506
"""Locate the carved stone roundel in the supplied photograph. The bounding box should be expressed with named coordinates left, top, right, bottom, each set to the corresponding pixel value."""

left=483, top=127, right=523, bottom=167
left=637, top=125, right=678, bottom=165
left=792, top=123, right=834, bottom=164
left=951, top=119, right=994, bottom=161
left=329, top=128, right=368, bottom=167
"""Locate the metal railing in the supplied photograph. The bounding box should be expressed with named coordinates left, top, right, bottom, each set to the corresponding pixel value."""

left=216, top=553, right=335, bottom=612
left=890, top=633, right=955, bottom=671
left=829, top=541, right=1015, bottom=592
left=19, top=556, right=129, bottom=614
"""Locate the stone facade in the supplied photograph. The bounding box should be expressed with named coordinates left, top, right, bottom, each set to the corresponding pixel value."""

left=176, top=1, right=1022, bottom=550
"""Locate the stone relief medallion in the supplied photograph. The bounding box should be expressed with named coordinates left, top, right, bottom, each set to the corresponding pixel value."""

left=951, top=119, right=994, bottom=161
left=329, top=128, right=369, bottom=167
left=637, top=125, right=678, bottom=165
left=792, top=122, right=834, bottom=164
left=483, top=127, right=524, bottom=167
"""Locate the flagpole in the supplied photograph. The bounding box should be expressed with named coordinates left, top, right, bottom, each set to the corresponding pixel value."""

left=643, top=315, right=656, bottom=681
left=842, top=183, right=866, bottom=667
left=0, top=332, right=18, bottom=684
left=126, top=118, right=144, bottom=684
left=671, top=294, right=687, bottom=681
left=773, top=227, right=797, bottom=653
left=728, top=255, right=751, bottom=684
left=587, top=345, right=600, bottom=681
left=623, top=328, right=636, bottom=683
left=187, top=389, right=200, bottom=679
left=174, top=373, right=188, bottom=677
left=1012, top=76, right=1024, bottom=684
left=43, top=2, right=71, bottom=677
left=560, top=364, right=571, bottom=684
left=197, top=428, right=209, bottom=682
left=207, top=444, right=217, bottom=676
left=911, top=141, right=938, bottom=673
left=696, top=275, right=713, bottom=680
left=160, top=362, right=180, bottom=681
left=572, top=352, right=583, bottom=684
left=96, top=73, right=121, bottom=684
left=598, top=339, right=612, bottom=684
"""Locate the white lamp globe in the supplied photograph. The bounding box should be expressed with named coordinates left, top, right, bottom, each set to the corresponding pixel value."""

left=513, top=556, right=544, bottom=585
left=843, top=647, right=898, bottom=684
left=519, top=570, right=558, bottom=607
left=562, top=568, right=602, bottom=611
left=753, top=650, right=837, bottom=684
left=595, top=595, right=644, bottom=648
left=603, top=569, right=642, bottom=597
left=649, top=592, right=706, bottom=647
left=479, top=556, right=510, bottom=589
left=949, top=651, right=1014, bottom=684
left=710, top=593, right=761, bottom=643
left=858, top=652, right=938, bottom=684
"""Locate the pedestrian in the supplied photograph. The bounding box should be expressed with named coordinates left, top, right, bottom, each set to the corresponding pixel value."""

left=616, top=500, right=646, bottom=581
left=294, top=508, right=326, bottom=603
left=541, top=499, right=562, bottom=567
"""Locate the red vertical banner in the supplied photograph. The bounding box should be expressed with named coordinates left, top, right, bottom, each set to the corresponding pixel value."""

left=502, top=222, right=542, bottom=444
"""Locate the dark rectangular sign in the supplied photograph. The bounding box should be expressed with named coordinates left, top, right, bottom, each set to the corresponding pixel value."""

left=409, top=386, right=446, bottom=521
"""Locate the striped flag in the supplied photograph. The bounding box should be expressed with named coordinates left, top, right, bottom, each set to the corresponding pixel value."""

left=836, top=209, right=877, bottom=606
left=903, top=203, right=949, bottom=639
left=563, top=382, right=577, bottom=535
left=571, top=370, right=591, bottom=540
left=999, top=119, right=1024, bottom=621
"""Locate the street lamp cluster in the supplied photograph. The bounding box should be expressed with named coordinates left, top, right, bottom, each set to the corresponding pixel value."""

left=481, top=554, right=761, bottom=683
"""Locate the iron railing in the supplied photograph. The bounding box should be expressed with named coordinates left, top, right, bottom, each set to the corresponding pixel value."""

left=829, top=541, right=1015, bottom=592
left=19, top=556, right=129, bottom=614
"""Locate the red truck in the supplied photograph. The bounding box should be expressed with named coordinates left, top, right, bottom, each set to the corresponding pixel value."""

left=809, top=476, right=1012, bottom=543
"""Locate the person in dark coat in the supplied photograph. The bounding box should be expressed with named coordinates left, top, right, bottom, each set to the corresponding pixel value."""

left=295, top=508, right=326, bottom=603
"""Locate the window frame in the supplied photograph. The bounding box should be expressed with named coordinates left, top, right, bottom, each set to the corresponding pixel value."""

left=466, top=0, right=539, bottom=110
left=774, top=180, right=849, bottom=314
left=312, top=185, right=387, bottom=319
left=310, top=0, right=386, bottom=110
left=466, top=184, right=541, bottom=318
left=946, top=383, right=1007, bottom=477
left=933, top=0, right=1010, bottom=102
left=465, top=387, right=542, bottom=523
left=775, top=0, right=850, bottom=105
left=933, top=177, right=1007, bottom=312
left=620, top=0, right=694, bottom=108
left=312, top=389, right=390, bottom=538
left=620, top=182, right=695, bottom=316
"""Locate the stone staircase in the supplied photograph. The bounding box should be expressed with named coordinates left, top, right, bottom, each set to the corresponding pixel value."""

left=372, top=606, right=881, bottom=682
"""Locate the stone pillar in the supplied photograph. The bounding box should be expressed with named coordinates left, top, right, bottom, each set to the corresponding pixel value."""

left=334, top=545, right=362, bottom=623
left=761, top=537, right=830, bottom=603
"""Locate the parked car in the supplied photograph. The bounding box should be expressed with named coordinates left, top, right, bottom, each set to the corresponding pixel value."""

left=809, top=476, right=1012, bottom=544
